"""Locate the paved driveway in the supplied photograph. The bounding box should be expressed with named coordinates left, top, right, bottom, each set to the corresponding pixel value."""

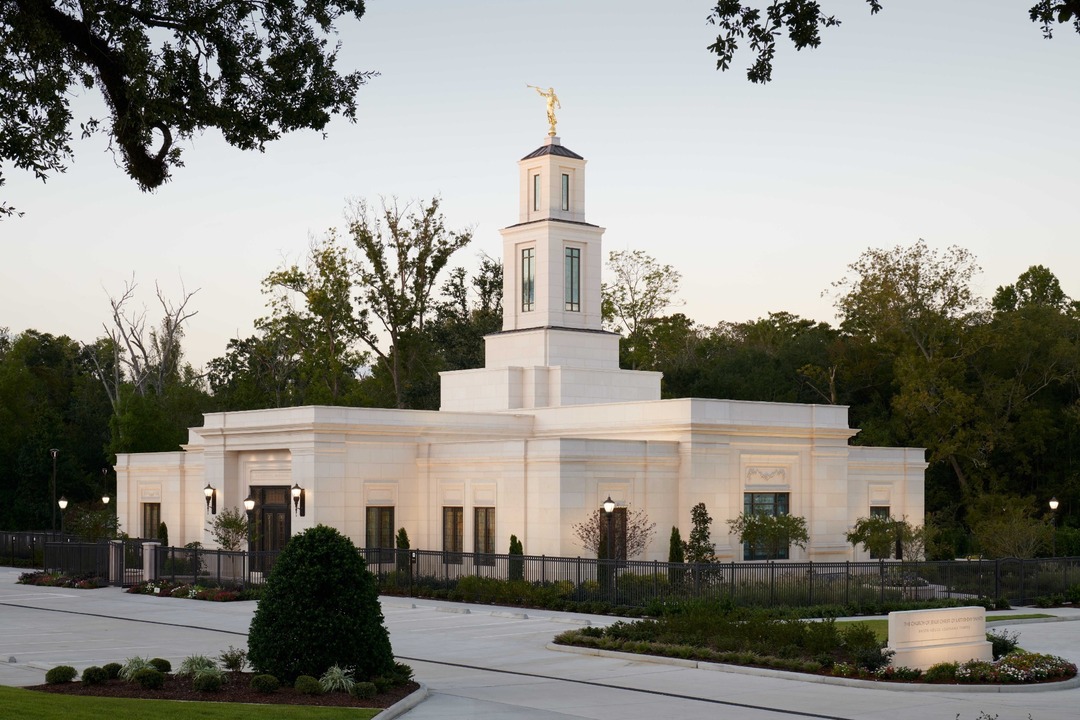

left=2, top=568, right=1079, bottom=720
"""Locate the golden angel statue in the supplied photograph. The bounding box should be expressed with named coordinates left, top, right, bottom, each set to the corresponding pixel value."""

left=527, top=85, right=561, bottom=136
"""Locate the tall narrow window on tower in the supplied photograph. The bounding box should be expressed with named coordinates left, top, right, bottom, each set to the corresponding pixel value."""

left=565, top=246, right=581, bottom=312
left=521, top=247, right=535, bottom=312
left=561, top=173, right=570, bottom=211
left=533, top=173, right=541, bottom=212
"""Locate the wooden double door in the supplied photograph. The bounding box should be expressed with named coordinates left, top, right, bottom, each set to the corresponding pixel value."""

left=251, top=486, right=291, bottom=560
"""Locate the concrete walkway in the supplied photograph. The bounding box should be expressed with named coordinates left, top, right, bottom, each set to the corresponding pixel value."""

left=2, top=567, right=1079, bottom=720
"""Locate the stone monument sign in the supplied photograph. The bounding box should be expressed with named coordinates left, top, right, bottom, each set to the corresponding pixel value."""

left=887, top=606, right=994, bottom=670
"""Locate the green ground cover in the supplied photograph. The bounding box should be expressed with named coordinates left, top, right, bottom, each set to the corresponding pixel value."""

left=0, top=687, right=378, bottom=720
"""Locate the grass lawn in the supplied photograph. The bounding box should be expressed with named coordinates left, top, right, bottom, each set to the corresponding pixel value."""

left=838, top=613, right=1054, bottom=643
left=0, top=686, right=380, bottom=720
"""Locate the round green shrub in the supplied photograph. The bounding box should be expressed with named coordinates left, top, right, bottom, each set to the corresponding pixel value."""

left=351, top=681, right=377, bottom=699
left=102, top=662, right=122, bottom=679
left=133, top=667, right=165, bottom=690
left=45, top=665, right=77, bottom=684
left=923, top=661, right=959, bottom=683
left=80, top=666, right=109, bottom=686
left=149, top=657, right=172, bottom=673
left=192, top=672, right=224, bottom=692
left=250, top=674, right=280, bottom=693
left=247, top=525, right=394, bottom=683
left=294, top=675, right=322, bottom=695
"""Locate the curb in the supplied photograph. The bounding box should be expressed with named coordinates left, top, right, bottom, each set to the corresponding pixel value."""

left=377, top=682, right=429, bottom=719
left=546, top=644, right=1080, bottom=693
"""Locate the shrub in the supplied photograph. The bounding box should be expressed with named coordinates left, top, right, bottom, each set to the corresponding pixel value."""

left=149, top=657, right=171, bottom=673
left=840, top=622, right=891, bottom=671
left=372, top=676, right=393, bottom=693
left=133, top=667, right=165, bottom=690
left=248, top=525, right=394, bottom=683
left=250, top=674, right=280, bottom=693
left=193, top=670, right=225, bottom=692
left=508, top=534, right=524, bottom=581
left=176, top=654, right=218, bottom=678
left=294, top=675, right=322, bottom=695
left=390, top=661, right=414, bottom=684
left=80, top=666, right=108, bottom=686
left=219, top=646, right=247, bottom=672
left=118, top=656, right=153, bottom=680
left=319, top=664, right=355, bottom=693
left=986, top=628, right=1020, bottom=660
left=351, top=681, right=377, bottom=699
left=923, top=661, right=959, bottom=683
left=102, top=662, right=122, bottom=679
left=45, top=666, right=77, bottom=684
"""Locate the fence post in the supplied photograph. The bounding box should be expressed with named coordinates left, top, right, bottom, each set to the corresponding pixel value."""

left=143, top=542, right=160, bottom=584
left=542, top=555, right=546, bottom=584
left=994, top=558, right=1001, bottom=601
left=807, top=561, right=813, bottom=605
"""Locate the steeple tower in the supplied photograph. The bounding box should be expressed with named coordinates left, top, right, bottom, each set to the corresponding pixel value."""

left=439, top=135, right=661, bottom=412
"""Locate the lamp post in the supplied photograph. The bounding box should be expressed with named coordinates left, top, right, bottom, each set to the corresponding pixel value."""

left=243, top=493, right=256, bottom=547
left=49, top=448, right=58, bottom=532
left=101, top=467, right=110, bottom=505
left=603, top=496, right=615, bottom=600
left=1050, top=497, right=1059, bottom=557
left=58, top=496, right=68, bottom=538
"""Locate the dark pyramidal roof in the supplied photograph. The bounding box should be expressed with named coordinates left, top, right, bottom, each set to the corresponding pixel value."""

left=520, top=143, right=584, bottom=161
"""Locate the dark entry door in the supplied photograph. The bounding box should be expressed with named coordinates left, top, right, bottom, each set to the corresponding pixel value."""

left=253, top=486, right=291, bottom=573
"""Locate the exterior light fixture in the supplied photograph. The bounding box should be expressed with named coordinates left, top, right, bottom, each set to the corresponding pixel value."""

left=102, top=467, right=110, bottom=505
left=1050, top=497, right=1060, bottom=511
left=204, top=483, right=217, bottom=514
left=291, top=483, right=306, bottom=517
left=58, top=496, right=68, bottom=537
left=603, top=496, right=615, bottom=514
left=243, top=493, right=256, bottom=513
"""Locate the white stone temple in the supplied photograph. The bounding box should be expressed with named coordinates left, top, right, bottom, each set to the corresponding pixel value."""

left=115, top=134, right=926, bottom=562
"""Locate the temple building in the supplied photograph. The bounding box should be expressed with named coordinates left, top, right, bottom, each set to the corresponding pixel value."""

left=115, top=133, right=925, bottom=562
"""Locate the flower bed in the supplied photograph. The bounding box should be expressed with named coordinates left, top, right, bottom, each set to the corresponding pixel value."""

left=18, top=571, right=106, bottom=589
left=126, top=579, right=257, bottom=601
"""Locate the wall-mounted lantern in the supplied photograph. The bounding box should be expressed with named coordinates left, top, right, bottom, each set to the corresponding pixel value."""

left=291, top=483, right=306, bottom=517
left=204, top=483, right=217, bottom=514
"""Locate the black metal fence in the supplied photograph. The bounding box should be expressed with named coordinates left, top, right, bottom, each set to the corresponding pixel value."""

left=7, top=530, right=1080, bottom=609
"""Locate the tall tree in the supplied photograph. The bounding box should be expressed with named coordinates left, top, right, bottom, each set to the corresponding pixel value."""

left=1, top=0, right=374, bottom=215
left=349, top=197, right=472, bottom=408
left=706, top=2, right=1080, bottom=84
left=261, top=235, right=366, bottom=405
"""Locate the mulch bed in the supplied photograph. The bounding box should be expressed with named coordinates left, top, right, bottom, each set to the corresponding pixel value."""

left=28, top=674, right=419, bottom=708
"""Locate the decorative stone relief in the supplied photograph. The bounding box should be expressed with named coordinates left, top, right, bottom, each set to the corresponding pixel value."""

left=746, top=467, right=786, bottom=484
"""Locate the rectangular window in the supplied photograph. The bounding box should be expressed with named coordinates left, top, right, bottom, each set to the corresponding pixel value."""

left=366, top=507, right=395, bottom=563
left=532, top=173, right=541, bottom=212
left=564, top=246, right=581, bottom=311
left=443, top=506, right=463, bottom=564
left=561, top=173, right=570, bottom=211
left=142, top=503, right=161, bottom=541
left=474, top=507, right=496, bottom=565
left=742, top=492, right=791, bottom=561
left=521, top=247, right=535, bottom=312
left=598, top=506, right=628, bottom=561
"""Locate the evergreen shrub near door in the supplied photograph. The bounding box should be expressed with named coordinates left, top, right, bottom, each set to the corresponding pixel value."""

left=248, top=525, right=396, bottom=684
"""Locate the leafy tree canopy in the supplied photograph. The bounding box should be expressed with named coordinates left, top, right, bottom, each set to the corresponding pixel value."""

left=1, top=0, right=374, bottom=215
left=707, top=1, right=1080, bottom=83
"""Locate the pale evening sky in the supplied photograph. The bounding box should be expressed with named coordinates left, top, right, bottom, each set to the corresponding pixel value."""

left=2, top=2, right=1078, bottom=368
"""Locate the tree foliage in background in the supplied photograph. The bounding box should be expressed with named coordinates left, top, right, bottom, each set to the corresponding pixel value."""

left=706, top=1, right=1080, bottom=84
left=967, top=494, right=1054, bottom=559
left=1, top=0, right=373, bottom=216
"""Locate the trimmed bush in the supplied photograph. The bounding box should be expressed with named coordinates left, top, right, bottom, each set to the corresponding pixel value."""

left=193, top=671, right=224, bottom=692
left=133, top=667, right=165, bottom=690
left=923, top=661, right=959, bottom=683
left=149, top=657, right=171, bottom=673
left=987, top=628, right=1020, bottom=660
left=80, top=666, right=109, bottom=686
left=250, top=674, right=280, bottom=693
left=294, top=675, right=322, bottom=695
left=351, top=681, right=377, bottom=699
left=248, top=525, right=394, bottom=683
left=102, top=662, right=122, bottom=679
left=45, top=666, right=77, bottom=684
